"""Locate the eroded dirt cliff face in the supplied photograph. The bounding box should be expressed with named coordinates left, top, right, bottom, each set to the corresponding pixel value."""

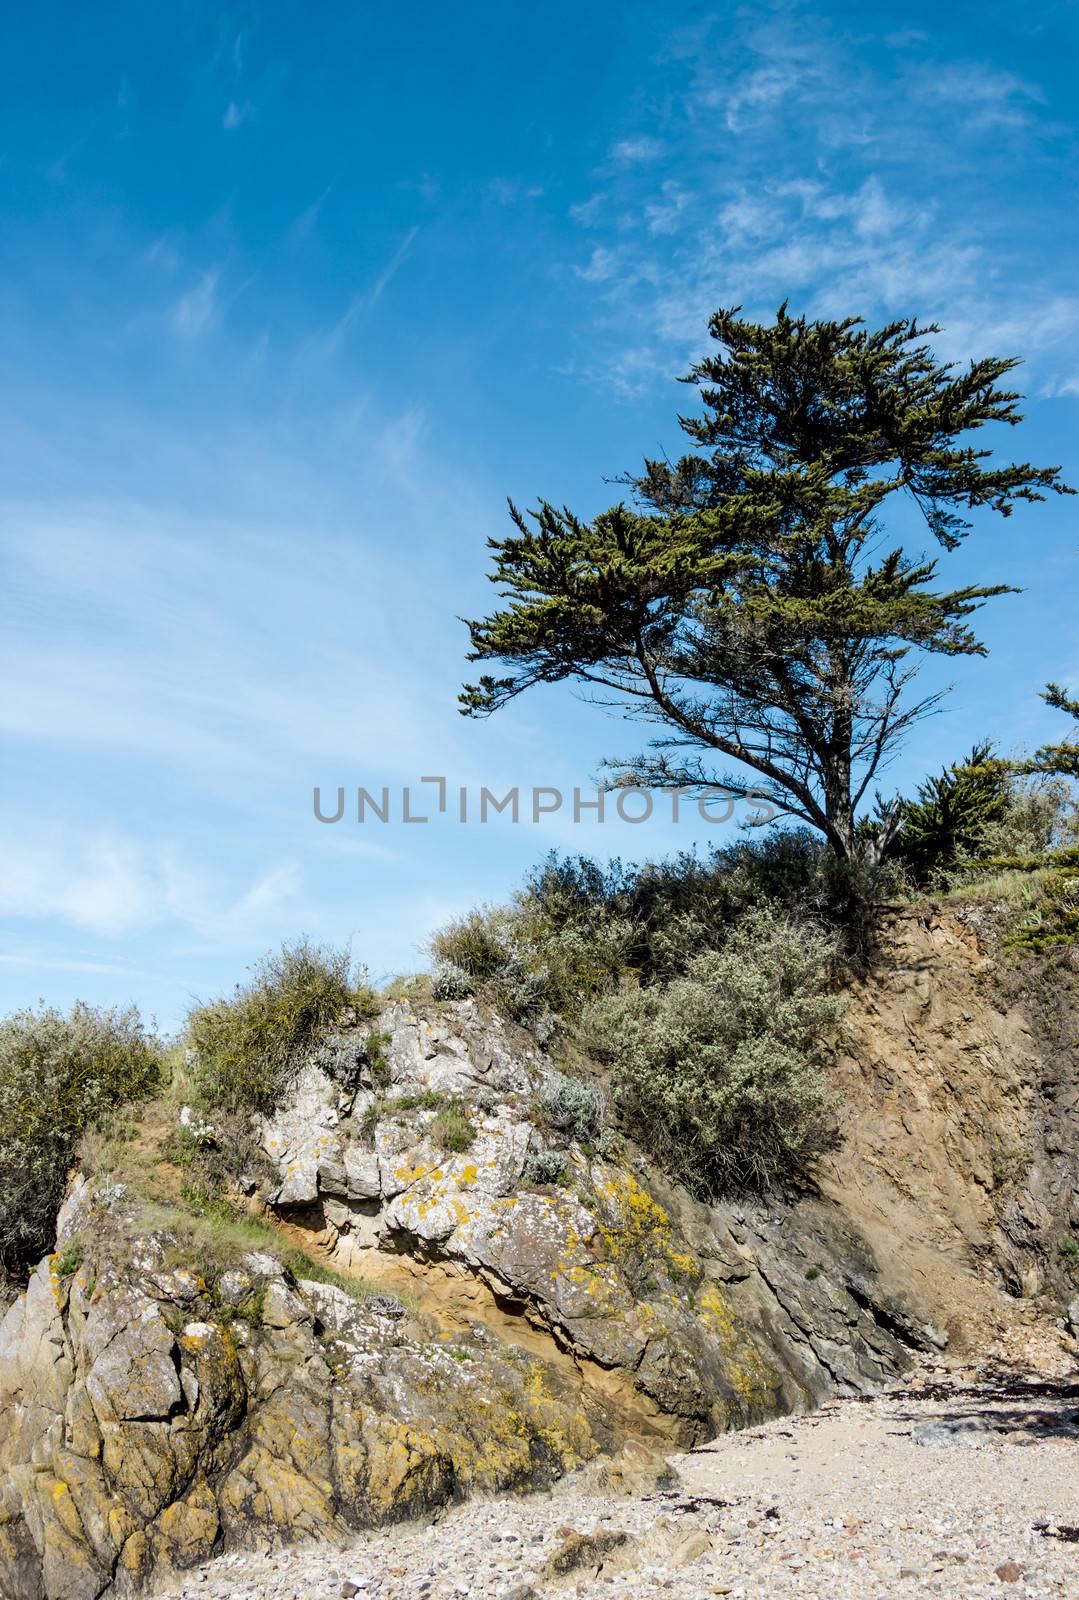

left=0, top=911, right=1075, bottom=1598
left=818, top=908, right=1079, bottom=1342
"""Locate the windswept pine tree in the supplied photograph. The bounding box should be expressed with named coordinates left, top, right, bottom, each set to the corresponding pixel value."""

left=462, top=306, right=1072, bottom=862
left=1027, top=683, right=1079, bottom=779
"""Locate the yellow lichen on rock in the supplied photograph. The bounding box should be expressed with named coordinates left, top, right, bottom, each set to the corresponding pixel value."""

left=595, top=1169, right=701, bottom=1283
left=696, top=1283, right=775, bottom=1408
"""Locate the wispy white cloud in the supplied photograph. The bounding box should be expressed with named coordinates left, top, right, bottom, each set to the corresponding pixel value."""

left=144, top=232, right=183, bottom=273
left=609, top=136, right=664, bottom=163
left=0, top=832, right=302, bottom=940
left=487, top=178, right=544, bottom=205
left=369, top=226, right=419, bottom=306
left=916, top=61, right=1044, bottom=129
left=576, top=245, right=618, bottom=283
left=562, top=8, right=1077, bottom=399
left=569, top=194, right=603, bottom=227
left=318, top=226, right=420, bottom=353
left=223, top=99, right=251, bottom=130
left=0, top=951, right=149, bottom=978
left=719, top=61, right=807, bottom=132
left=289, top=185, right=333, bottom=243
left=645, top=181, right=691, bottom=236
left=172, top=269, right=220, bottom=338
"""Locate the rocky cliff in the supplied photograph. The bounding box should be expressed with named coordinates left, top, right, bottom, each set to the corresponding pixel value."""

left=0, top=909, right=1076, bottom=1598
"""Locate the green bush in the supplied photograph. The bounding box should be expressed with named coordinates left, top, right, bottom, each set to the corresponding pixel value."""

left=530, top=1070, right=604, bottom=1147
left=431, top=961, right=475, bottom=1001
left=55, top=1239, right=85, bottom=1277
left=429, top=1100, right=476, bottom=1153
left=187, top=939, right=369, bottom=1115
left=0, top=1002, right=161, bottom=1274
left=431, top=893, right=633, bottom=1029
left=309, top=1029, right=392, bottom=1090
left=1000, top=855, right=1079, bottom=952
left=361, top=1087, right=446, bottom=1139
left=580, top=907, right=843, bottom=1195
left=521, top=1147, right=571, bottom=1187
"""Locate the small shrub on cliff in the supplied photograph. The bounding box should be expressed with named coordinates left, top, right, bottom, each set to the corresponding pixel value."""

left=521, top=1146, right=571, bottom=1187
left=309, top=1029, right=392, bottom=1090
left=530, top=1070, right=604, bottom=1147
left=0, top=1002, right=162, bottom=1275
left=187, top=939, right=370, bottom=1116
left=360, top=1087, right=447, bottom=1139
left=580, top=907, right=842, bottom=1195
left=429, top=1099, right=476, bottom=1153
left=430, top=890, right=633, bottom=1028
left=430, top=961, right=475, bottom=1001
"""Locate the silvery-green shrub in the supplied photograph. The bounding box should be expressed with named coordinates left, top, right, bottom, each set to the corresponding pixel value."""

left=580, top=906, right=843, bottom=1194
left=531, top=1070, right=604, bottom=1147
left=431, top=961, right=475, bottom=1001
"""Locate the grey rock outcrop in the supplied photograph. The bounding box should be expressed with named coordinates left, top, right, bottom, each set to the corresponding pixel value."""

left=257, top=996, right=920, bottom=1434
left=1, top=910, right=1075, bottom=1598
left=0, top=1222, right=607, bottom=1599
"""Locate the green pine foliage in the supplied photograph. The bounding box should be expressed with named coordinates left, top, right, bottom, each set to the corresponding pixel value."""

left=887, top=743, right=1010, bottom=886
left=462, top=306, right=1071, bottom=867
left=1027, top=683, right=1079, bottom=781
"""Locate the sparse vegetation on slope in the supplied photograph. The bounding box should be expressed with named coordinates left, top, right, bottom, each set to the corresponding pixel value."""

left=0, top=1001, right=161, bottom=1276
left=432, top=842, right=854, bottom=1193
left=187, top=938, right=375, bottom=1115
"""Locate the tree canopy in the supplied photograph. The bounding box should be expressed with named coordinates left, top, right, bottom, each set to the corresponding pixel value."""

left=1027, top=683, right=1079, bottom=780
left=462, top=306, right=1072, bottom=860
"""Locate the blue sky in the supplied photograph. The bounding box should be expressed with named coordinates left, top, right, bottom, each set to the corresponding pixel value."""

left=2, top=1, right=1077, bottom=1031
